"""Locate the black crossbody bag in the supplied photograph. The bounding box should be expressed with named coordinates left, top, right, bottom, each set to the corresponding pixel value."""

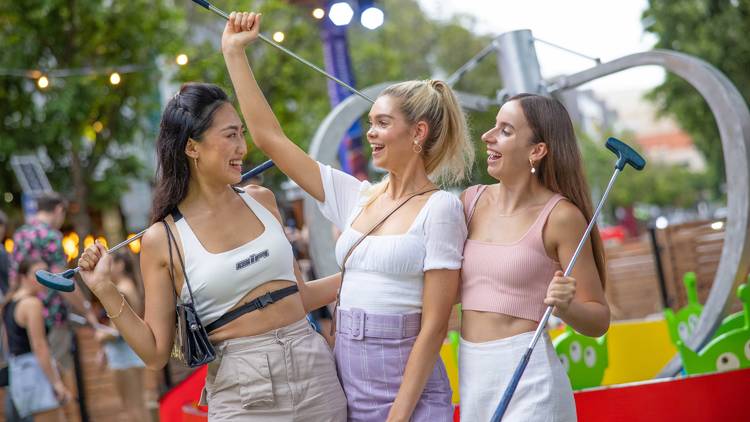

left=162, top=221, right=216, bottom=368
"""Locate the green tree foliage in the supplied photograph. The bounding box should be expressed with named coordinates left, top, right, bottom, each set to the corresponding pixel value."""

left=579, top=132, right=711, bottom=212
left=175, top=0, right=331, bottom=187
left=1, top=0, right=507, bottom=232
left=178, top=0, right=503, bottom=187
left=0, top=0, right=183, bottom=232
left=643, top=0, right=750, bottom=196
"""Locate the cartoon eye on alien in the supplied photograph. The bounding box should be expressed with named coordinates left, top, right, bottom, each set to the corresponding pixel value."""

left=554, top=326, right=608, bottom=390
left=677, top=284, right=750, bottom=375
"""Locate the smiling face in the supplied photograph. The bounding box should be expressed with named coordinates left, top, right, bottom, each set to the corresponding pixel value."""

left=187, top=102, right=247, bottom=185
left=367, top=95, right=424, bottom=173
left=482, top=100, right=545, bottom=181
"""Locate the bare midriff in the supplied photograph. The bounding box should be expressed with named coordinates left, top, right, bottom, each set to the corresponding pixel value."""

left=208, top=279, right=306, bottom=343
left=461, top=309, right=539, bottom=343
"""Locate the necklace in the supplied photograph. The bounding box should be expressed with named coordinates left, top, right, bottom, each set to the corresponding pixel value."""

left=381, top=180, right=435, bottom=202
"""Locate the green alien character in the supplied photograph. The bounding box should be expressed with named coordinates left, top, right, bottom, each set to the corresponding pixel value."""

left=677, top=283, right=750, bottom=375
left=664, top=272, right=702, bottom=346
left=712, top=278, right=750, bottom=338
left=553, top=326, right=608, bottom=390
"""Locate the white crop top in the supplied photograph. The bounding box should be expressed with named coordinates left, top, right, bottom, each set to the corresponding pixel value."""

left=317, top=163, right=467, bottom=314
left=174, top=189, right=297, bottom=325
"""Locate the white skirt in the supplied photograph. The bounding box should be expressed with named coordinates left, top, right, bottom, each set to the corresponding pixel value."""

left=459, top=331, right=577, bottom=422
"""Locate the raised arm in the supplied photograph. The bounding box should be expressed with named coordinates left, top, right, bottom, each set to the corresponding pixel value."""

left=78, top=225, right=177, bottom=370
left=222, top=12, right=324, bottom=201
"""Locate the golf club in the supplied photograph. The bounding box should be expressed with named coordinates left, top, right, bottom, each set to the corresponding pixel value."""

left=36, top=159, right=276, bottom=292
left=490, top=137, right=645, bottom=422
left=191, top=0, right=375, bottom=104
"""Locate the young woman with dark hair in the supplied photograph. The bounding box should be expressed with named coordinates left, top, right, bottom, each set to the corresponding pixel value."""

left=77, top=82, right=346, bottom=421
left=459, top=94, right=610, bottom=421
left=3, top=258, right=72, bottom=421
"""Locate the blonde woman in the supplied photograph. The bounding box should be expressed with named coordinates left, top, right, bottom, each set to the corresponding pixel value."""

left=221, top=12, right=474, bottom=422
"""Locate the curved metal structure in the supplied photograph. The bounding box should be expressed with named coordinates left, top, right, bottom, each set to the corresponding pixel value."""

left=547, top=50, right=750, bottom=376
left=304, top=46, right=750, bottom=378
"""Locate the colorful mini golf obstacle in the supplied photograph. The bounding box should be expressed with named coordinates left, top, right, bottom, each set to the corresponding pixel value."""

left=552, top=326, right=608, bottom=390
left=663, top=272, right=748, bottom=346
left=664, top=272, right=702, bottom=345
left=677, top=282, right=750, bottom=375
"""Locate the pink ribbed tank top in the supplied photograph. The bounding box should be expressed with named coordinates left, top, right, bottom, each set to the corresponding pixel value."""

left=460, top=185, right=564, bottom=322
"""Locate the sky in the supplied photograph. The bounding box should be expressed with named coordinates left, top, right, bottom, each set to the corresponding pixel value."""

left=416, top=0, right=665, bottom=93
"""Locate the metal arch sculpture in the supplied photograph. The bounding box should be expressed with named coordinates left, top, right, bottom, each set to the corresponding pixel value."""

left=546, top=50, right=750, bottom=377
left=303, top=49, right=750, bottom=378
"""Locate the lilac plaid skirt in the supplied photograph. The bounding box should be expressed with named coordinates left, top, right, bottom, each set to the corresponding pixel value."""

left=334, top=308, right=453, bottom=422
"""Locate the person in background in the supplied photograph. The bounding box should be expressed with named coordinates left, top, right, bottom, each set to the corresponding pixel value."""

left=3, top=258, right=72, bottom=421
left=9, top=192, right=99, bottom=418
left=94, top=251, right=149, bottom=422
left=0, top=209, right=10, bottom=295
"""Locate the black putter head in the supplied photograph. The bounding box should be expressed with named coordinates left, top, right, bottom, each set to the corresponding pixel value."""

left=36, top=268, right=77, bottom=292
left=606, top=137, right=646, bottom=171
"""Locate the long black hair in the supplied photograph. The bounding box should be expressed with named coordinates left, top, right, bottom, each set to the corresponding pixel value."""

left=150, top=83, right=229, bottom=224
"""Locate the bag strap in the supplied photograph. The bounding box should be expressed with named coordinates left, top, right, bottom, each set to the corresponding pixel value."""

left=162, top=220, right=196, bottom=306
left=330, top=186, right=438, bottom=335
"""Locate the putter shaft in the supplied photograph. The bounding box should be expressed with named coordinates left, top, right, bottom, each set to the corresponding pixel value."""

left=491, top=168, right=622, bottom=422
left=197, top=0, right=374, bottom=104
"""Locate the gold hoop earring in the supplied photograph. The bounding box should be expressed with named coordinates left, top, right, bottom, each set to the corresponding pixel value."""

left=530, top=158, right=536, bottom=174
left=413, top=140, right=423, bottom=154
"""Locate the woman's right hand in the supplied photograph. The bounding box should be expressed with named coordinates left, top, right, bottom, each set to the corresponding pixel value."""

left=222, top=11, right=262, bottom=54
left=53, top=380, right=72, bottom=404
left=78, top=241, right=114, bottom=294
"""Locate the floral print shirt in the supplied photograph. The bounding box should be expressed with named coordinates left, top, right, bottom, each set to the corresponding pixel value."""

left=10, top=220, right=68, bottom=329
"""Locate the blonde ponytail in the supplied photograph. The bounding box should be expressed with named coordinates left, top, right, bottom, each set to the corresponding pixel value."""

left=380, top=80, right=474, bottom=186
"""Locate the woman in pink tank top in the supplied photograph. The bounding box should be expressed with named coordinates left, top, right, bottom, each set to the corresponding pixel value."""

left=459, top=94, right=610, bottom=421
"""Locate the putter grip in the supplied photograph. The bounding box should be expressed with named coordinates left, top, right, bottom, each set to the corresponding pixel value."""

left=240, top=160, right=275, bottom=183
left=191, top=0, right=211, bottom=9
left=606, top=137, right=646, bottom=171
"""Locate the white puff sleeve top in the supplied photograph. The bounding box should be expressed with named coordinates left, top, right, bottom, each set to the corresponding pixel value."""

left=316, top=163, right=467, bottom=314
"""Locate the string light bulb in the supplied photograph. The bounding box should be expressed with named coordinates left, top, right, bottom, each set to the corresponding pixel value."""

left=37, top=75, right=49, bottom=89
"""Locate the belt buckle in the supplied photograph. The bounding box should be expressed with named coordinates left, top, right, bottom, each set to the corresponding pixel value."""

left=350, top=308, right=365, bottom=341
left=256, top=292, right=275, bottom=309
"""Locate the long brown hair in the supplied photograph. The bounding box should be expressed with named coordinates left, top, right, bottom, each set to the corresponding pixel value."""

left=510, top=93, right=607, bottom=286
left=150, top=83, right=229, bottom=224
